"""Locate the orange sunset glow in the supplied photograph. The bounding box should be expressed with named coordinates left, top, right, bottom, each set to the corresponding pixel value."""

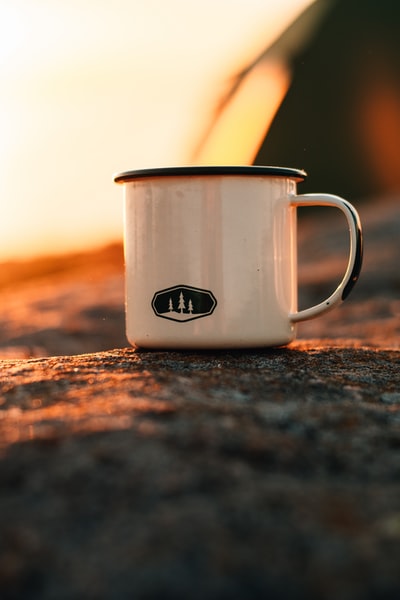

left=0, top=0, right=312, bottom=261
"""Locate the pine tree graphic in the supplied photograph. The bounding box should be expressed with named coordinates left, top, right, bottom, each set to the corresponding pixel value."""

left=178, top=291, right=185, bottom=313
left=152, top=285, right=216, bottom=321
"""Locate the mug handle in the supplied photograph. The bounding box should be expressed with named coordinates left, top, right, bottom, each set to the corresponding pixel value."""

left=289, top=193, right=363, bottom=323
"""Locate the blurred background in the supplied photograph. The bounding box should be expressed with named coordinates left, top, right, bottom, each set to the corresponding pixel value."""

left=2, top=0, right=400, bottom=263
left=0, top=0, right=310, bottom=261
left=2, top=0, right=400, bottom=358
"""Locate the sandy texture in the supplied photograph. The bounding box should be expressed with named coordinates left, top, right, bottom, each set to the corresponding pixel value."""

left=0, top=199, right=399, bottom=599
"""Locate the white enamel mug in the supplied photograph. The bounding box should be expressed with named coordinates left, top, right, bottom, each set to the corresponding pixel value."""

left=114, top=166, right=363, bottom=349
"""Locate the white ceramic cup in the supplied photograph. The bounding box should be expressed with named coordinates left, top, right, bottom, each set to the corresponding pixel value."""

left=114, top=166, right=363, bottom=349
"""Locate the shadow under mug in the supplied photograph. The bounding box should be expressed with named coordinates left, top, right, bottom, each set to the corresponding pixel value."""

left=114, top=166, right=363, bottom=350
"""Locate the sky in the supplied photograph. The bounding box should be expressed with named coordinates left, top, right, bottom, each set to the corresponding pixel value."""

left=0, top=0, right=312, bottom=261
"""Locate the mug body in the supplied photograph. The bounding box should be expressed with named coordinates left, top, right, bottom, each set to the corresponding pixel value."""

left=119, top=166, right=304, bottom=349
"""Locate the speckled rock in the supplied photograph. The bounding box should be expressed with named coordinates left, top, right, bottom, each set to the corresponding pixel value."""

left=1, top=345, right=400, bottom=600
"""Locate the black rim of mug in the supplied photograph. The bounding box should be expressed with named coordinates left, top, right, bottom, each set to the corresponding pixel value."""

left=113, top=165, right=307, bottom=183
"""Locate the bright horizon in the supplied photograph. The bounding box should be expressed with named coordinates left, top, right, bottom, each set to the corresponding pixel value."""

left=0, top=0, right=312, bottom=261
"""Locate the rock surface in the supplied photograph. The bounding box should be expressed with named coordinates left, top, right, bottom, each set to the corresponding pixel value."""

left=0, top=198, right=399, bottom=599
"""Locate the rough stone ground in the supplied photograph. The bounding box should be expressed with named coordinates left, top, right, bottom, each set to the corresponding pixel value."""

left=0, top=198, right=399, bottom=599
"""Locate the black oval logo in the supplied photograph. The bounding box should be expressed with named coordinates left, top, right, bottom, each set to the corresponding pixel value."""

left=152, top=285, right=217, bottom=322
